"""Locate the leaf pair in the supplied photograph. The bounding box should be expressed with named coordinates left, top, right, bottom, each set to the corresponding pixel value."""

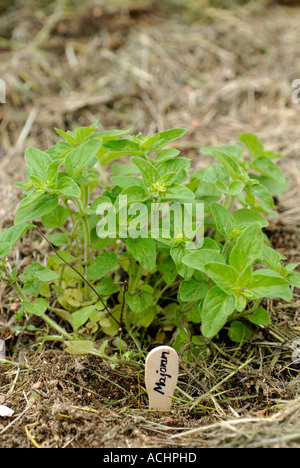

left=130, top=156, right=194, bottom=202
left=183, top=223, right=292, bottom=338
left=104, top=128, right=186, bottom=156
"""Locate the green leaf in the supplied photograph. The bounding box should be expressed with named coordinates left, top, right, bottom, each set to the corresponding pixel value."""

left=157, top=257, right=177, bottom=285
left=0, top=223, right=36, bottom=247
left=20, top=263, right=59, bottom=282
left=201, top=145, right=243, bottom=160
left=287, top=271, right=300, bottom=288
left=250, top=174, right=289, bottom=197
left=157, top=172, right=178, bottom=187
left=179, top=279, right=208, bottom=302
left=95, top=278, right=120, bottom=296
left=49, top=250, right=78, bottom=265
left=240, top=133, right=264, bottom=161
left=204, top=263, right=239, bottom=294
left=87, top=196, right=112, bottom=214
left=131, top=156, right=160, bottom=187
left=125, top=291, right=153, bottom=316
left=211, top=150, right=241, bottom=179
left=162, top=184, right=195, bottom=202
left=249, top=270, right=292, bottom=301
left=171, top=246, right=194, bottom=279
left=210, top=202, right=233, bottom=236
left=249, top=154, right=289, bottom=196
left=0, top=242, right=12, bottom=258
left=246, top=183, right=275, bottom=215
left=126, top=237, right=156, bottom=272
left=232, top=209, right=269, bottom=228
left=87, top=251, right=118, bottom=281
left=229, top=223, right=263, bottom=272
left=29, top=176, right=45, bottom=191
left=41, top=205, right=69, bottom=229
left=46, top=141, right=73, bottom=159
left=194, top=181, right=222, bottom=203
left=25, top=147, right=52, bottom=181
left=201, top=286, right=236, bottom=338
left=226, top=180, right=245, bottom=196
left=99, top=151, right=130, bottom=167
left=192, top=164, right=230, bottom=184
left=250, top=157, right=286, bottom=182
left=118, top=186, right=149, bottom=204
left=157, top=157, right=191, bottom=178
left=103, top=139, right=141, bottom=154
left=56, top=176, right=81, bottom=197
left=22, top=298, right=49, bottom=316
left=110, top=176, right=145, bottom=189
left=99, top=306, right=121, bottom=336
left=228, top=320, right=252, bottom=342
left=72, top=126, right=96, bottom=143
left=236, top=265, right=252, bottom=288
left=143, top=128, right=186, bottom=152
left=22, top=279, right=43, bottom=296
left=71, top=305, right=97, bottom=330
left=17, top=190, right=44, bottom=210
left=64, top=289, right=84, bottom=307
left=64, top=340, right=96, bottom=355
left=54, top=128, right=77, bottom=146
left=139, top=305, right=158, bottom=328
left=262, top=244, right=282, bottom=272
left=201, top=238, right=221, bottom=251
left=47, top=158, right=64, bottom=183
left=91, top=130, right=128, bottom=143
left=155, top=148, right=180, bottom=163
left=65, top=139, right=102, bottom=178
left=47, top=233, right=69, bottom=247
left=112, top=163, right=139, bottom=177
left=15, top=194, right=59, bottom=224
left=248, top=307, right=270, bottom=326
left=182, top=249, right=225, bottom=272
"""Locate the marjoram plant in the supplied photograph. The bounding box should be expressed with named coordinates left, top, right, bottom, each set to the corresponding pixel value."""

left=0, top=123, right=299, bottom=359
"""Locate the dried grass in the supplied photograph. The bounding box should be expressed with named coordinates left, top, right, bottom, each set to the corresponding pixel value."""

left=0, top=0, right=299, bottom=448
left=1, top=1, right=300, bottom=219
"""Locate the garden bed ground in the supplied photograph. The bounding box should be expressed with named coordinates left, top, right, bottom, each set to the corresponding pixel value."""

left=0, top=0, right=299, bottom=448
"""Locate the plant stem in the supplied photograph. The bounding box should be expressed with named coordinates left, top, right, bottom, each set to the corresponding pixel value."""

left=36, top=228, right=121, bottom=329
left=3, top=264, right=72, bottom=340
left=228, top=298, right=262, bottom=322
left=73, top=197, right=90, bottom=300
left=226, top=195, right=235, bottom=213
left=40, top=314, right=73, bottom=340
left=131, top=265, right=144, bottom=293
left=63, top=199, right=80, bottom=254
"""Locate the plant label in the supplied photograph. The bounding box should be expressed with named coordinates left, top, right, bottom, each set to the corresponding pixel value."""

left=145, top=345, right=179, bottom=411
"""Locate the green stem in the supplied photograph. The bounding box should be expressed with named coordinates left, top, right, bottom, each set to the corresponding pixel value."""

left=64, top=199, right=80, bottom=254
left=228, top=298, right=262, bottom=322
left=3, top=264, right=72, bottom=340
left=131, top=265, right=144, bottom=293
left=73, top=197, right=90, bottom=300
left=155, top=281, right=181, bottom=303
left=40, top=314, right=72, bottom=340
left=97, top=165, right=108, bottom=187
left=227, top=195, right=235, bottom=214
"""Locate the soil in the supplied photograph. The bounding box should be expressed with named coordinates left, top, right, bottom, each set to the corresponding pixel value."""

left=0, top=0, right=299, bottom=449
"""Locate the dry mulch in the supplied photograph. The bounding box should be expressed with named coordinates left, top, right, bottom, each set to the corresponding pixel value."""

left=0, top=0, right=300, bottom=448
